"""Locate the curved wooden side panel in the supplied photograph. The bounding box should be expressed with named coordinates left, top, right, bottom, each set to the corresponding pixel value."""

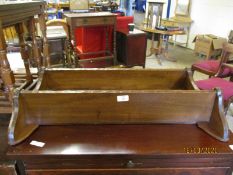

left=8, top=89, right=38, bottom=146
left=198, top=89, right=229, bottom=142
left=33, top=68, right=45, bottom=92
left=185, top=68, right=199, bottom=90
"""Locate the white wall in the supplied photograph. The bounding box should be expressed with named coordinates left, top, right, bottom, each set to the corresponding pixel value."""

left=169, top=0, right=233, bottom=49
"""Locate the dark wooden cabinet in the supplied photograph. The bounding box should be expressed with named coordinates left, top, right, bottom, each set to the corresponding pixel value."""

left=116, top=29, right=147, bottom=68
left=7, top=125, right=233, bottom=175
left=47, top=27, right=67, bottom=67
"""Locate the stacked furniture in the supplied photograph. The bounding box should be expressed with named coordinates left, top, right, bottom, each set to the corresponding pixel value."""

left=64, top=12, right=117, bottom=68
left=141, top=1, right=185, bottom=64
left=161, top=0, right=193, bottom=47
left=7, top=68, right=233, bottom=174
left=194, top=43, right=233, bottom=113
left=192, top=42, right=233, bottom=78
left=116, top=16, right=147, bottom=67
left=0, top=2, right=49, bottom=113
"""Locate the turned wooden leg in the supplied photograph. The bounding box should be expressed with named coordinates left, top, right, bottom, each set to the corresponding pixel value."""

left=146, top=33, right=154, bottom=57
left=162, top=35, right=176, bottom=62
left=70, top=27, right=77, bottom=67
left=155, top=34, right=162, bottom=65
left=38, top=10, right=50, bottom=67
left=15, top=23, right=33, bottom=83
left=29, top=17, right=41, bottom=70
left=0, top=23, right=15, bottom=102
left=65, top=39, right=72, bottom=67
left=64, top=24, right=71, bottom=67
left=113, top=24, right=117, bottom=65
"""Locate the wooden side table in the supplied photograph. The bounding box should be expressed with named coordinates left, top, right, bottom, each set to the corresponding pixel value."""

left=64, top=12, right=117, bottom=68
left=116, top=29, right=147, bottom=68
left=0, top=2, right=49, bottom=103
left=141, top=27, right=185, bottom=65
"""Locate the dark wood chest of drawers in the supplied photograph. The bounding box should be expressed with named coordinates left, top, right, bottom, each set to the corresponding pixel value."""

left=116, top=29, right=147, bottom=67
left=7, top=125, right=233, bottom=175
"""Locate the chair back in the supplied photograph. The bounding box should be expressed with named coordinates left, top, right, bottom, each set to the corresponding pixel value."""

left=220, top=42, right=233, bottom=63
left=217, top=43, right=233, bottom=75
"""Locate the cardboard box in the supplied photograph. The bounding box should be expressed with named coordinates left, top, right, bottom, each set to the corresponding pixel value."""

left=193, top=34, right=227, bottom=59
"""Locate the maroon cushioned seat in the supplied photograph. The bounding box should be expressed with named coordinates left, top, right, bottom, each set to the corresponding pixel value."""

left=192, top=60, right=233, bottom=78
left=196, top=78, right=233, bottom=101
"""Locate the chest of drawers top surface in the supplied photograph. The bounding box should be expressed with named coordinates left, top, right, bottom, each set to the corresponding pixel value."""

left=64, top=12, right=116, bottom=18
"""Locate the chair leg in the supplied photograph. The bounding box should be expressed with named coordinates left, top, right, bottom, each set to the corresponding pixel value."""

left=0, top=24, right=15, bottom=102
left=28, top=17, right=41, bottom=70
left=15, top=23, right=33, bottom=83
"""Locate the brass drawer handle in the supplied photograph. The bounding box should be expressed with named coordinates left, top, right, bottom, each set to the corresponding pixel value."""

left=126, top=160, right=135, bottom=168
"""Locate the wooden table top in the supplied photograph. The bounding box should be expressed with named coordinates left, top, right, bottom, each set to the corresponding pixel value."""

left=140, top=27, right=186, bottom=35
left=7, top=124, right=233, bottom=157
left=0, top=1, right=45, bottom=27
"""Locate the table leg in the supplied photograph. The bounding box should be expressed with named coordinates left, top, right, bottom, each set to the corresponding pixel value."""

left=0, top=23, right=15, bottom=102
left=163, top=35, right=176, bottom=62
left=15, top=23, right=33, bottom=83
left=146, top=33, right=155, bottom=57
left=29, top=17, right=41, bottom=70
left=65, top=39, right=73, bottom=67
left=113, top=24, right=117, bottom=65
left=38, top=10, right=50, bottom=67
left=70, top=27, right=78, bottom=67
left=155, top=34, right=162, bottom=65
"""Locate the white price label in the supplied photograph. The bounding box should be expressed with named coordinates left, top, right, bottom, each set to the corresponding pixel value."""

left=117, top=95, right=129, bottom=102
left=30, top=140, right=45, bottom=147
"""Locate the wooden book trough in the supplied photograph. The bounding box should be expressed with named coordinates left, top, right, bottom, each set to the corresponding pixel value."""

left=8, top=68, right=229, bottom=146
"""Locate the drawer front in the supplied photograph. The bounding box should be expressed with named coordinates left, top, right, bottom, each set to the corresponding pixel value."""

left=26, top=167, right=231, bottom=175
left=78, top=58, right=114, bottom=68
left=72, top=17, right=115, bottom=27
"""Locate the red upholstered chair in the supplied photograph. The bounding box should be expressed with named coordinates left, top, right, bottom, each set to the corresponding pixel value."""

left=116, top=16, right=134, bottom=31
left=195, top=63, right=233, bottom=113
left=192, top=43, right=233, bottom=78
